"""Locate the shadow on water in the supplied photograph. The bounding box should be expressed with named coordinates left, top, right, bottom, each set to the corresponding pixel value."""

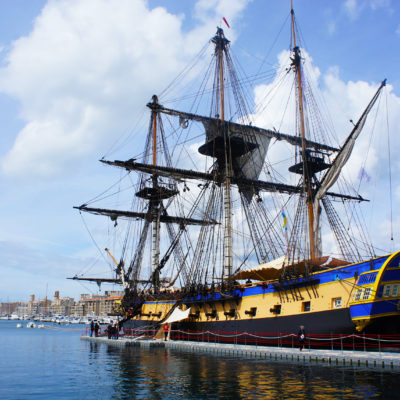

left=90, top=345, right=399, bottom=400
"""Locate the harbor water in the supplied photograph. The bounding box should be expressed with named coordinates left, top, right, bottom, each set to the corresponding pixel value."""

left=1, top=320, right=399, bottom=399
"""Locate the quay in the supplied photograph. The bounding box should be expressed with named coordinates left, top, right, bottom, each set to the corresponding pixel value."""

left=81, top=335, right=400, bottom=370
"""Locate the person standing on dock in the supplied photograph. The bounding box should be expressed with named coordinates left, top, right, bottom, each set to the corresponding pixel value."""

left=106, top=322, right=112, bottom=339
left=90, top=320, right=95, bottom=337
left=163, top=323, right=169, bottom=341
left=113, top=322, right=119, bottom=340
left=298, top=326, right=306, bottom=351
left=94, top=321, right=100, bottom=337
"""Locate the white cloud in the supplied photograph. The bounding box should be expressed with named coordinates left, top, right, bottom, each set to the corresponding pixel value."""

left=195, top=0, right=250, bottom=26
left=343, top=0, right=393, bottom=19
left=0, top=0, right=249, bottom=178
left=344, top=0, right=360, bottom=19
left=327, top=21, right=336, bottom=35
left=370, top=0, right=391, bottom=10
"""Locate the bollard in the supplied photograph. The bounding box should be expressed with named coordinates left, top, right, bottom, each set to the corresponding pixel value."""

left=363, top=333, right=366, bottom=352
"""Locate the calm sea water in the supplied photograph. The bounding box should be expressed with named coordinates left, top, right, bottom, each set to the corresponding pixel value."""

left=0, top=320, right=399, bottom=399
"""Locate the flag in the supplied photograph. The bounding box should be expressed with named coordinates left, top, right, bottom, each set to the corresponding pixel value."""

left=282, top=209, right=289, bottom=255
left=222, top=17, right=230, bottom=28
left=282, top=211, right=288, bottom=231
left=358, top=167, right=371, bottom=182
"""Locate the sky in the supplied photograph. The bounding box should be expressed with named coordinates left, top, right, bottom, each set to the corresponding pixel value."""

left=0, top=0, right=399, bottom=302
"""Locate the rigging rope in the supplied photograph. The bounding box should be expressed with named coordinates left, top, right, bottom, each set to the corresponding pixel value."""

left=385, top=89, right=394, bottom=243
left=79, top=212, right=113, bottom=274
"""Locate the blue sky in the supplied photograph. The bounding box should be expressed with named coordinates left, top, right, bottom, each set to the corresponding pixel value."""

left=0, top=0, right=399, bottom=302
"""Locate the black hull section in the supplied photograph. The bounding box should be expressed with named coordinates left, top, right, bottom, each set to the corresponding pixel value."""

left=176, top=308, right=355, bottom=335
left=123, top=308, right=355, bottom=336
left=364, top=315, right=400, bottom=334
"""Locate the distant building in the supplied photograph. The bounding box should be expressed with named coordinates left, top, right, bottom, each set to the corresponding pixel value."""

left=78, top=291, right=124, bottom=316
left=1, top=289, right=124, bottom=317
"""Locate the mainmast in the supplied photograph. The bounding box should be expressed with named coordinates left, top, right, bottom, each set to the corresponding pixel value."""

left=290, top=3, right=316, bottom=260
left=150, top=96, right=161, bottom=282
left=212, top=28, right=232, bottom=283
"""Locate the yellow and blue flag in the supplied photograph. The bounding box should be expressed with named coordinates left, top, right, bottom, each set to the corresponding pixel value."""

left=282, top=210, right=287, bottom=230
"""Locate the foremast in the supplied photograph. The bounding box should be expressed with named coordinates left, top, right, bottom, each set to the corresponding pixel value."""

left=291, top=3, right=316, bottom=261
left=288, top=1, right=386, bottom=265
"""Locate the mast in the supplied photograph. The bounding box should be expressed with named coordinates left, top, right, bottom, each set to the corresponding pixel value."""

left=291, top=3, right=316, bottom=260
left=212, top=28, right=232, bottom=283
left=44, top=283, right=48, bottom=316
left=150, top=96, right=161, bottom=287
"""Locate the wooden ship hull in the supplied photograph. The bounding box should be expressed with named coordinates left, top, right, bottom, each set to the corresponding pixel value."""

left=123, top=252, right=400, bottom=338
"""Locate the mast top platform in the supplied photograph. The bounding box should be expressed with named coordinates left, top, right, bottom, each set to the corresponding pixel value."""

left=147, top=94, right=162, bottom=111
left=211, top=27, right=230, bottom=51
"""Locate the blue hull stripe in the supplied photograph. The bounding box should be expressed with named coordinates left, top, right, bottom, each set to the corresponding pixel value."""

left=350, top=300, right=400, bottom=318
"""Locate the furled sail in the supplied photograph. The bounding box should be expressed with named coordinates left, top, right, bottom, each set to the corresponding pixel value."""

left=198, top=119, right=271, bottom=201
left=159, top=106, right=339, bottom=152
left=157, top=104, right=338, bottom=202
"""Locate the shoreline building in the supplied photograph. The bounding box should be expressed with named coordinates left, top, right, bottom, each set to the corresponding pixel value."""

left=0, top=290, right=124, bottom=318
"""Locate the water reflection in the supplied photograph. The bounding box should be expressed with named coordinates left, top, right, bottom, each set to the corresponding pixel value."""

left=90, top=345, right=398, bottom=399
left=2, top=320, right=397, bottom=400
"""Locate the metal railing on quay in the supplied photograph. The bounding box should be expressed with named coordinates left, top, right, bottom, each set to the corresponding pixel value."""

left=85, top=326, right=400, bottom=352
left=135, top=328, right=400, bottom=352
left=122, top=327, right=158, bottom=339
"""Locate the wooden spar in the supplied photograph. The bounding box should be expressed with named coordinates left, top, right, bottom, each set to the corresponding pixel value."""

left=156, top=105, right=339, bottom=152
left=152, top=105, right=157, bottom=166
left=151, top=103, right=160, bottom=277
left=291, top=4, right=316, bottom=260
left=105, top=247, right=119, bottom=266
left=219, top=49, right=225, bottom=121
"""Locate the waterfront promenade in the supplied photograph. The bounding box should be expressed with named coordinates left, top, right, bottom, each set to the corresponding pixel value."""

left=81, top=335, right=400, bottom=370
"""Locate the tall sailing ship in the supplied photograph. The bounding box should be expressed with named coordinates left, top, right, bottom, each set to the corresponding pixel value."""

left=73, top=5, right=400, bottom=338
